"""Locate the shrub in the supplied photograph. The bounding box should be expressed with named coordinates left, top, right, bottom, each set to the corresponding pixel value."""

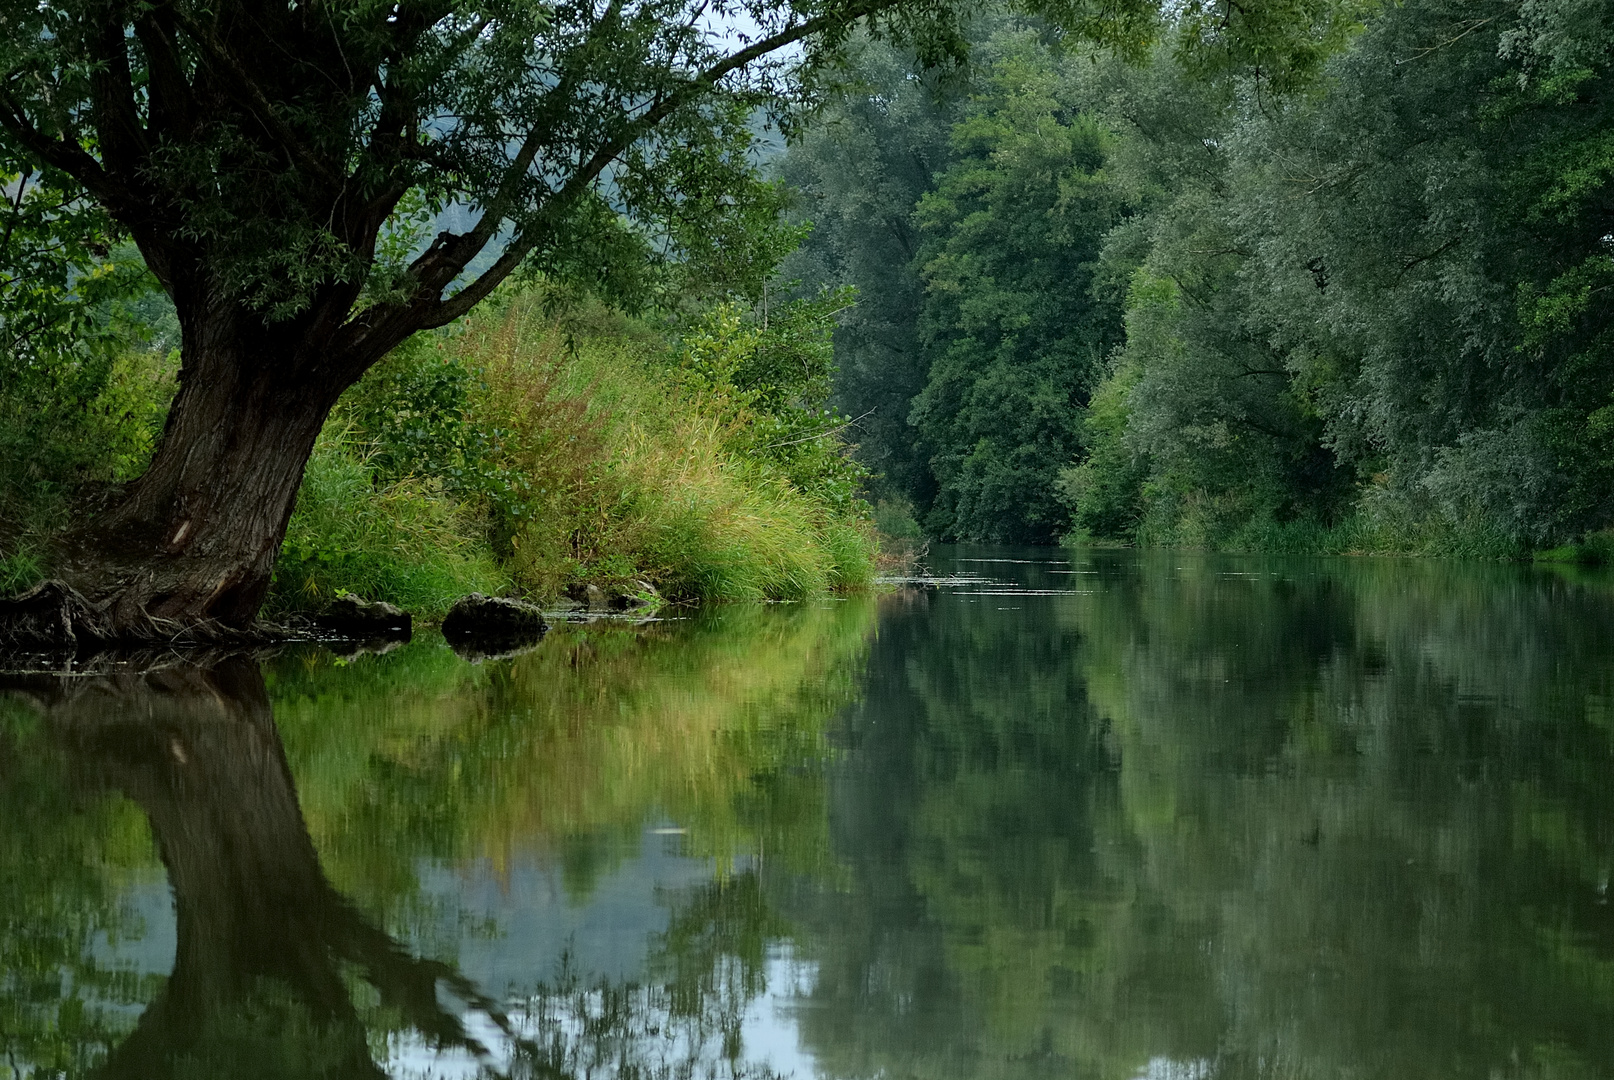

left=0, top=345, right=178, bottom=551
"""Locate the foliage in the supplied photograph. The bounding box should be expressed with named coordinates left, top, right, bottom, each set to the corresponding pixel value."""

left=470, top=291, right=877, bottom=601
left=267, top=427, right=509, bottom=618
left=0, top=152, right=177, bottom=547
left=0, top=0, right=989, bottom=625
left=0, top=162, right=142, bottom=366
left=778, top=35, right=958, bottom=509
left=299, top=286, right=877, bottom=611
left=908, top=28, right=1128, bottom=542
left=782, top=25, right=1132, bottom=543
left=1064, top=0, right=1614, bottom=554
left=0, top=0, right=896, bottom=335
left=675, top=288, right=870, bottom=510
left=0, top=0, right=1308, bottom=382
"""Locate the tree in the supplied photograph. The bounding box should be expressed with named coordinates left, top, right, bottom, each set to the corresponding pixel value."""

left=1064, top=0, right=1614, bottom=554
left=777, top=35, right=958, bottom=510
left=0, top=0, right=1036, bottom=640
left=909, top=27, right=1128, bottom=542
left=1066, top=45, right=1353, bottom=549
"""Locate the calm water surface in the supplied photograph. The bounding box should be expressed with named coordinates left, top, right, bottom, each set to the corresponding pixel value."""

left=5, top=547, right=1614, bottom=1078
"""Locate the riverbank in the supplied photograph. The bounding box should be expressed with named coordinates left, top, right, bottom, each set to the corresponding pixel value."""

left=1061, top=508, right=1614, bottom=565
left=0, top=287, right=879, bottom=620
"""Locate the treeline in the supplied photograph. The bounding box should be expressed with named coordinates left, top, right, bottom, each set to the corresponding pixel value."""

left=784, top=0, right=1614, bottom=555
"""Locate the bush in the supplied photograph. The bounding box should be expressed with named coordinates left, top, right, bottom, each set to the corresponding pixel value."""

left=0, top=345, right=178, bottom=552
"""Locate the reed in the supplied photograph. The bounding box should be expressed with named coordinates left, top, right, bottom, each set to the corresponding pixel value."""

left=459, top=292, right=876, bottom=603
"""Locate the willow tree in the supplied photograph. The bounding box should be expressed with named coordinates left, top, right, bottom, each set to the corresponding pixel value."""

left=0, top=0, right=1342, bottom=641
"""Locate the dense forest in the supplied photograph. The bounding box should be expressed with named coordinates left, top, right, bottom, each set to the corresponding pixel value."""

left=784, top=0, right=1614, bottom=555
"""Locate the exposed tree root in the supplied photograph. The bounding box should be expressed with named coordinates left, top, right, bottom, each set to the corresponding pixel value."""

left=0, top=579, right=290, bottom=657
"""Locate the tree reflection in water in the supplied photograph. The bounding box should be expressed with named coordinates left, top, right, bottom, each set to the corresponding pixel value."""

left=3, top=657, right=803, bottom=1079
left=5, top=660, right=511, bottom=1078
left=1, top=601, right=870, bottom=1079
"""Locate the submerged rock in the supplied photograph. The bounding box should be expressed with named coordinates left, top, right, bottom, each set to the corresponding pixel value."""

left=442, top=593, right=547, bottom=655
left=313, top=592, right=412, bottom=642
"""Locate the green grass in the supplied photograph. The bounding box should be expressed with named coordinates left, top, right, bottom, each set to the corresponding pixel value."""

left=437, top=291, right=877, bottom=604
left=0, top=548, right=45, bottom=595
left=266, top=428, right=509, bottom=618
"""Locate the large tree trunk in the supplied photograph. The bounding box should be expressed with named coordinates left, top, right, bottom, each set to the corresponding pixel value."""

left=56, top=304, right=358, bottom=638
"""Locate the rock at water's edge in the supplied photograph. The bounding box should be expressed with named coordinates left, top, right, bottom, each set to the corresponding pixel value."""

left=313, top=592, right=412, bottom=641
left=442, top=594, right=547, bottom=648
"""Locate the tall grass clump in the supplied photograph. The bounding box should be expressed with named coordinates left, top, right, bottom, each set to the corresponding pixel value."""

left=455, top=289, right=876, bottom=602
left=277, top=285, right=877, bottom=613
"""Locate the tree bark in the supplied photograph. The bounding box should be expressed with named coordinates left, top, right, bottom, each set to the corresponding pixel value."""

left=55, top=303, right=359, bottom=638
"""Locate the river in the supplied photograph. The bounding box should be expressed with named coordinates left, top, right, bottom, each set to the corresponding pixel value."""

left=3, top=546, right=1613, bottom=1078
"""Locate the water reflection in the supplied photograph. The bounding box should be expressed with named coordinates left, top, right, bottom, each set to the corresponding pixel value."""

left=796, top=551, right=1614, bottom=1080
left=2, top=661, right=511, bottom=1078
left=1, top=602, right=873, bottom=1078
left=5, top=556, right=1614, bottom=1078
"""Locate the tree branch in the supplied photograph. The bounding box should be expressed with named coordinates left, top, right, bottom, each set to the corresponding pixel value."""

left=167, top=8, right=344, bottom=190
left=440, top=0, right=893, bottom=301
left=0, top=87, right=131, bottom=212
left=133, top=9, right=200, bottom=142
left=87, top=16, right=149, bottom=175
left=417, top=236, right=533, bottom=329
left=1395, top=234, right=1463, bottom=281
left=396, top=0, right=628, bottom=295
left=0, top=168, right=29, bottom=258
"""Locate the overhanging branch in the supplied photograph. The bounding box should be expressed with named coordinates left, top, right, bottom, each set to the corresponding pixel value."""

left=0, top=87, right=131, bottom=212
left=347, top=0, right=902, bottom=354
